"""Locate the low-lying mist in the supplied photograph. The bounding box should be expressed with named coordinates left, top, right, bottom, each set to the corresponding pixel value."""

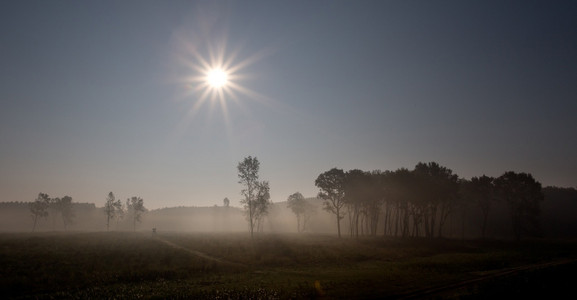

left=0, top=199, right=337, bottom=234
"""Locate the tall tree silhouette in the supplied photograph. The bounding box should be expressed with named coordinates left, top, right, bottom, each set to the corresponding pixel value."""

left=343, top=169, right=384, bottom=237
left=495, top=171, right=543, bottom=240
left=254, top=181, right=271, bottom=233
left=238, top=156, right=270, bottom=238
left=58, top=196, right=74, bottom=231
left=315, top=168, right=346, bottom=238
left=104, top=192, right=121, bottom=231
left=30, top=193, right=50, bottom=232
left=385, top=168, right=417, bottom=237
left=464, top=175, right=495, bottom=238
left=287, top=192, right=306, bottom=232
left=413, top=162, right=459, bottom=238
left=126, top=196, right=145, bottom=232
left=344, top=169, right=366, bottom=237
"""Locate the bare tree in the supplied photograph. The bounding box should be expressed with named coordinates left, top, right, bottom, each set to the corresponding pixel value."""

left=30, top=193, right=50, bottom=232
left=315, top=168, right=346, bottom=238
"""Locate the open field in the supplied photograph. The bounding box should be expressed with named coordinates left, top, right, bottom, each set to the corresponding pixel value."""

left=1, top=232, right=577, bottom=299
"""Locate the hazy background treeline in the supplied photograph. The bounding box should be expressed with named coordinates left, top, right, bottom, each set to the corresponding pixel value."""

left=1, top=187, right=576, bottom=238
left=0, top=198, right=334, bottom=234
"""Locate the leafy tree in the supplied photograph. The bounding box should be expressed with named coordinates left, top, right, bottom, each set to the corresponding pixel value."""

left=287, top=192, right=306, bottom=232
left=126, top=196, right=146, bottom=232
left=58, top=196, right=74, bottom=231
left=385, top=168, right=417, bottom=237
left=315, top=168, right=346, bottom=238
left=495, top=171, right=543, bottom=240
left=254, top=181, right=271, bottom=233
left=104, top=192, right=121, bottom=231
left=464, top=175, right=495, bottom=238
left=287, top=192, right=317, bottom=233
left=366, top=170, right=386, bottom=236
left=300, top=200, right=317, bottom=233
left=223, top=197, right=230, bottom=207
left=30, top=193, right=50, bottom=232
left=413, top=162, right=459, bottom=238
left=115, top=200, right=125, bottom=229
left=48, top=197, right=60, bottom=230
left=343, top=169, right=366, bottom=237
left=237, top=156, right=271, bottom=238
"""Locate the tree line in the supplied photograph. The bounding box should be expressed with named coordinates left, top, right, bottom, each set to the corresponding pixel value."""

left=21, top=157, right=554, bottom=239
left=29, top=192, right=146, bottom=232
left=314, top=162, right=543, bottom=240
left=236, top=156, right=546, bottom=240
left=29, top=193, right=74, bottom=232
left=103, top=192, right=146, bottom=232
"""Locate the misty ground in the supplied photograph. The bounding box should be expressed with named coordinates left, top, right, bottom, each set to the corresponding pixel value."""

left=2, top=232, right=576, bottom=299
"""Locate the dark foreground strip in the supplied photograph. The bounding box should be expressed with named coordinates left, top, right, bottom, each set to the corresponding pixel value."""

left=153, top=235, right=248, bottom=269
left=395, top=258, right=577, bottom=299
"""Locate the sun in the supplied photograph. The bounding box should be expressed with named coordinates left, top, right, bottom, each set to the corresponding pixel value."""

left=206, top=68, right=228, bottom=88
left=173, top=32, right=277, bottom=131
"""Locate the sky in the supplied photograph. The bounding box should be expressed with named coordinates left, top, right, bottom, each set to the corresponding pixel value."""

left=1, top=1, right=576, bottom=209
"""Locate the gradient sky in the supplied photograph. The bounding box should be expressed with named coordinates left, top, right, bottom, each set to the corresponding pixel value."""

left=1, top=1, right=576, bottom=209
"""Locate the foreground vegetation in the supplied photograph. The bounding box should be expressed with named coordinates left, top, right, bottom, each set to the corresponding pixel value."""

left=1, top=232, right=577, bottom=299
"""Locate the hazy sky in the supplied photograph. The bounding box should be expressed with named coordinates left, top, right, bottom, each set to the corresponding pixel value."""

left=1, top=1, right=576, bottom=209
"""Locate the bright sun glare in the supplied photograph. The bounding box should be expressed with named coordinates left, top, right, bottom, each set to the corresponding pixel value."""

left=176, top=34, right=274, bottom=129
left=206, top=68, right=228, bottom=88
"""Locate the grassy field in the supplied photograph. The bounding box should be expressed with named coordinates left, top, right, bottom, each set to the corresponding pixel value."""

left=1, top=232, right=577, bottom=299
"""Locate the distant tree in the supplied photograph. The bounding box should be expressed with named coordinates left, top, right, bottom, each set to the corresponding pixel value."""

left=58, top=196, right=74, bottom=231
left=413, top=162, right=459, bottom=238
left=115, top=200, right=125, bottom=229
left=30, top=193, right=50, bottom=232
left=223, top=197, right=230, bottom=207
left=287, top=192, right=317, bottom=233
left=237, top=156, right=271, bottom=238
left=104, top=192, right=121, bottom=231
left=48, top=197, right=60, bottom=230
left=542, top=186, right=577, bottom=236
left=495, top=171, right=543, bottom=240
left=315, top=168, right=346, bottom=238
left=301, top=200, right=317, bottom=233
left=126, top=196, right=146, bottom=232
left=287, top=192, right=306, bottom=232
left=254, top=181, right=271, bottom=233
left=366, top=170, right=386, bottom=236
left=464, top=175, right=495, bottom=238
left=385, top=168, right=417, bottom=237
left=343, top=169, right=366, bottom=237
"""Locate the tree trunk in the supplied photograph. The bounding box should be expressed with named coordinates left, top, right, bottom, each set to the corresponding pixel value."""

left=336, top=207, right=341, bottom=238
left=32, top=215, right=38, bottom=232
left=297, top=214, right=301, bottom=233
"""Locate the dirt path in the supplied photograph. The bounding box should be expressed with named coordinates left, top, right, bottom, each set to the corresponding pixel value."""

left=396, top=258, right=577, bottom=299
left=153, top=235, right=247, bottom=269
